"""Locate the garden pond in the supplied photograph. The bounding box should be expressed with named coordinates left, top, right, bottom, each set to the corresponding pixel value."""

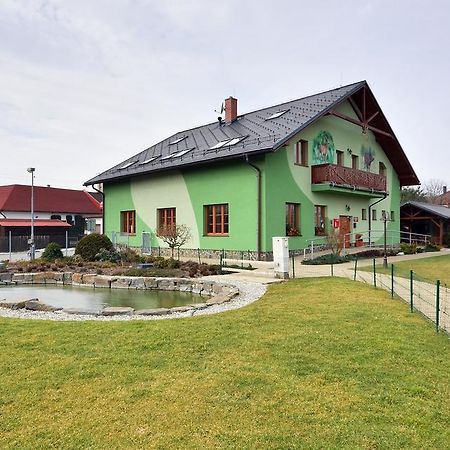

left=0, top=284, right=203, bottom=314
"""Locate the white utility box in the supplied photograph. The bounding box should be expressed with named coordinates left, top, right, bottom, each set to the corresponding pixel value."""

left=272, top=237, right=289, bottom=279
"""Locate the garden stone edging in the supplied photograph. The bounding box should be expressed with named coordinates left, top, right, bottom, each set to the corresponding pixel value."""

left=0, top=271, right=240, bottom=317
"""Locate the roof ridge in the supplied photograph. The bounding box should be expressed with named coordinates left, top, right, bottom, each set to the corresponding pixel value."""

left=130, top=81, right=367, bottom=155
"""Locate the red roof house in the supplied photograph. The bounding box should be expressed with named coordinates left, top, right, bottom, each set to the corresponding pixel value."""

left=0, top=185, right=103, bottom=251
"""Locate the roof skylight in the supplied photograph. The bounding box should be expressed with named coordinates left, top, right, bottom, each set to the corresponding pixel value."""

left=209, top=136, right=247, bottom=150
left=169, top=136, right=187, bottom=145
left=209, top=139, right=231, bottom=150
left=119, top=161, right=136, bottom=170
left=265, top=109, right=289, bottom=120
left=161, top=148, right=193, bottom=160
left=139, top=156, right=159, bottom=165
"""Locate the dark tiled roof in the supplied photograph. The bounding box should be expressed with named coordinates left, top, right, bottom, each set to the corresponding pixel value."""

left=84, top=81, right=418, bottom=186
left=401, top=201, right=450, bottom=219
left=0, top=185, right=103, bottom=215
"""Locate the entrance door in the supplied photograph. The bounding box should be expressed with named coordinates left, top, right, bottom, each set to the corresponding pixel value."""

left=339, top=215, right=351, bottom=248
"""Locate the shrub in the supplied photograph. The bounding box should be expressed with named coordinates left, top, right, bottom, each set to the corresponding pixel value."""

left=95, top=248, right=121, bottom=263
left=400, top=243, right=417, bottom=255
left=75, top=234, right=113, bottom=261
left=302, top=253, right=350, bottom=265
left=42, top=242, right=64, bottom=261
left=117, top=247, right=140, bottom=263
left=424, top=242, right=441, bottom=252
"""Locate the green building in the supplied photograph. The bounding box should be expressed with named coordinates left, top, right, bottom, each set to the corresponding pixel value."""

left=85, top=81, right=418, bottom=260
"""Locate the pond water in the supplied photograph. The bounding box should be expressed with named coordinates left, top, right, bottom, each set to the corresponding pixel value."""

left=0, top=285, right=203, bottom=313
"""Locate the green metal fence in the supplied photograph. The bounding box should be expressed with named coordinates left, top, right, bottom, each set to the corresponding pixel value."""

left=350, top=259, right=450, bottom=334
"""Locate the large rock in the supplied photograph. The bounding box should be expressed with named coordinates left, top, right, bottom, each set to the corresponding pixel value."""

left=0, top=298, right=28, bottom=309
left=170, top=306, right=193, bottom=313
left=111, top=277, right=132, bottom=289
left=201, top=281, right=215, bottom=296
left=44, top=272, right=64, bottom=283
left=177, top=280, right=193, bottom=293
left=82, top=274, right=96, bottom=286
left=206, top=295, right=230, bottom=305
left=25, top=299, right=61, bottom=312
left=102, top=306, right=134, bottom=316
left=22, top=273, right=34, bottom=284
left=33, top=272, right=47, bottom=284
left=12, top=273, right=25, bottom=283
left=63, top=272, right=73, bottom=285
left=0, top=273, right=12, bottom=283
left=157, top=279, right=176, bottom=291
left=143, top=277, right=158, bottom=289
left=189, top=303, right=208, bottom=310
left=134, top=308, right=170, bottom=316
left=72, top=273, right=83, bottom=284
left=129, top=277, right=146, bottom=289
left=62, top=308, right=97, bottom=315
left=94, top=275, right=111, bottom=288
left=191, top=283, right=204, bottom=295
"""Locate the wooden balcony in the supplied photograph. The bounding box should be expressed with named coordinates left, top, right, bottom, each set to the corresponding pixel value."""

left=311, top=163, right=387, bottom=193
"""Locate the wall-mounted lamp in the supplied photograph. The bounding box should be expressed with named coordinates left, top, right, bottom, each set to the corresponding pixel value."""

left=345, top=204, right=351, bottom=212
left=347, top=148, right=352, bottom=155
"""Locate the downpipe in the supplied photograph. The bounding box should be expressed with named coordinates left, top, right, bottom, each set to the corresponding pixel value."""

left=244, top=155, right=262, bottom=260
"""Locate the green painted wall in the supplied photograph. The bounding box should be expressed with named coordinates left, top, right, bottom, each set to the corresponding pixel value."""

left=261, top=100, right=400, bottom=251
left=103, top=100, right=403, bottom=253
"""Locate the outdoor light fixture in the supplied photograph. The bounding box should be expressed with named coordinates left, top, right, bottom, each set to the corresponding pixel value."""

left=347, top=148, right=352, bottom=154
left=27, top=167, right=35, bottom=260
left=345, top=204, right=351, bottom=212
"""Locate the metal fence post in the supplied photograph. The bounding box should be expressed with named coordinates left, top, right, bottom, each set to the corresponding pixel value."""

left=373, top=258, right=376, bottom=287
left=291, top=254, right=295, bottom=278
left=65, top=230, right=68, bottom=257
left=331, top=263, right=334, bottom=277
left=353, top=258, right=357, bottom=281
left=8, top=230, right=12, bottom=261
left=436, top=280, right=440, bottom=332
left=197, top=248, right=201, bottom=265
left=391, top=264, right=394, bottom=298
left=410, top=270, right=414, bottom=312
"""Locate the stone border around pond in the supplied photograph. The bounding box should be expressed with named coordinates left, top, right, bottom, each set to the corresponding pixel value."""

left=0, top=272, right=239, bottom=317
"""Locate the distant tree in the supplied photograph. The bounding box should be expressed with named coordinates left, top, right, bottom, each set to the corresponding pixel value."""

left=423, top=178, right=447, bottom=204
left=156, top=224, right=191, bottom=258
left=400, top=186, right=426, bottom=203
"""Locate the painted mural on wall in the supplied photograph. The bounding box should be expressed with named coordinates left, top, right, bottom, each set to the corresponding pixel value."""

left=312, top=130, right=335, bottom=165
left=361, top=145, right=375, bottom=171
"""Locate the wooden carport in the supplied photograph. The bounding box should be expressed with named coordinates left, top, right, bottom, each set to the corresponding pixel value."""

left=400, top=201, right=450, bottom=246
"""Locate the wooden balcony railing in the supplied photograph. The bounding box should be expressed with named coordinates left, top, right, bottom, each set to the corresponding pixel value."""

left=312, top=163, right=387, bottom=192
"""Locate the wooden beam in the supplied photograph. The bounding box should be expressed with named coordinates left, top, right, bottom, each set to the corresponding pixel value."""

left=363, top=87, right=366, bottom=122
left=348, top=97, right=363, bottom=121
left=367, top=111, right=379, bottom=123
left=327, top=110, right=393, bottom=138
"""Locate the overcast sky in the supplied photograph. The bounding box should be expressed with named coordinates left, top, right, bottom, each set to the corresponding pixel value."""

left=1, top=0, right=449, bottom=190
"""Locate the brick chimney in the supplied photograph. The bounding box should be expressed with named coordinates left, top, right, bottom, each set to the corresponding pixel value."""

left=443, top=185, right=447, bottom=194
left=225, top=96, right=237, bottom=123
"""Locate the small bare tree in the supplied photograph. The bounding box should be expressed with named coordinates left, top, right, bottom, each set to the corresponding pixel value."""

left=423, top=178, right=447, bottom=204
left=326, top=229, right=342, bottom=256
left=156, top=224, right=191, bottom=258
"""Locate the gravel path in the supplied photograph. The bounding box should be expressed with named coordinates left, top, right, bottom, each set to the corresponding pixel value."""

left=0, top=279, right=267, bottom=322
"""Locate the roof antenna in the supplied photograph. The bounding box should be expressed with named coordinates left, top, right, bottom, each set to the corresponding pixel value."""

left=215, top=102, right=225, bottom=125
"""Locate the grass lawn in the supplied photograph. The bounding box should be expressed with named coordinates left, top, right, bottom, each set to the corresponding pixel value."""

left=0, top=278, right=449, bottom=449
left=363, top=254, right=450, bottom=286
